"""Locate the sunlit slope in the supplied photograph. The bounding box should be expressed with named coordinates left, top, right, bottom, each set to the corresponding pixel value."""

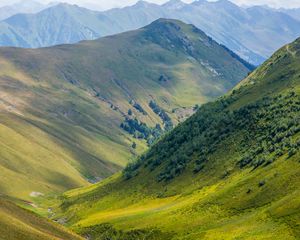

left=0, top=19, right=252, bottom=199
left=0, top=57, right=129, bottom=199
left=58, top=38, right=300, bottom=239
left=0, top=16, right=254, bottom=240
left=0, top=197, right=83, bottom=240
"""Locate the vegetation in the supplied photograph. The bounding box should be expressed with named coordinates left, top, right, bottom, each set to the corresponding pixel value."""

left=55, top=38, right=300, bottom=239
left=120, top=118, right=163, bottom=145
left=130, top=100, right=148, bottom=115
left=125, top=92, right=300, bottom=182
left=0, top=19, right=251, bottom=198
left=78, top=223, right=173, bottom=240
left=0, top=197, right=82, bottom=240
left=149, top=100, right=173, bottom=131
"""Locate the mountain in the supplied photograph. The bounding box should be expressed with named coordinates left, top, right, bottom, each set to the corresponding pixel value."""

left=0, top=19, right=252, bottom=199
left=175, top=1, right=300, bottom=65
left=280, top=8, right=300, bottom=21
left=0, top=197, right=83, bottom=240
left=56, top=37, right=300, bottom=239
left=0, top=3, right=105, bottom=48
left=111, top=0, right=299, bottom=65
left=0, top=1, right=300, bottom=65
left=163, top=0, right=187, bottom=10
left=0, top=0, right=54, bottom=21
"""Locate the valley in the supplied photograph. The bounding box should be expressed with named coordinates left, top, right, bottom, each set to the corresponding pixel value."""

left=0, top=196, right=83, bottom=240
left=0, top=19, right=252, bottom=199
left=54, top=37, right=300, bottom=240
left=0, top=1, right=299, bottom=239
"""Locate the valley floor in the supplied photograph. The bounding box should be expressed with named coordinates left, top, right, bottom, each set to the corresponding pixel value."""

left=54, top=151, right=300, bottom=240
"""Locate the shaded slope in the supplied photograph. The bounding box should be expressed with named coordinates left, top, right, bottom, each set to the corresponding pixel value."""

left=57, top=38, right=300, bottom=239
left=0, top=19, right=252, bottom=199
left=0, top=197, right=83, bottom=240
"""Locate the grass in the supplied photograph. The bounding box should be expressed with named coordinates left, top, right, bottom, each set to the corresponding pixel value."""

left=55, top=38, right=300, bottom=239
left=0, top=197, right=83, bottom=240
left=57, top=153, right=300, bottom=239
left=0, top=19, right=251, bottom=199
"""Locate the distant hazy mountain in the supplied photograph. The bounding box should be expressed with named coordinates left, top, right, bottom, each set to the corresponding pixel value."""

left=0, top=0, right=299, bottom=65
left=280, top=8, right=300, bottom=21
left=0, top=4, right=103, bottom=48
left=0, top=0, right=55, bottom=21
left=101, top=0, right=300, bottom=65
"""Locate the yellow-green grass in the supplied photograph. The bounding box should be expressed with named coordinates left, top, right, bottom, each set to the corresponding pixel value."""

left=0, top=197, right=83, bottom=240
left=57, top=150, right=300, bottom=239
left=56, top=38, right=300, bottom=239
left=0, top=19, right=252, bottom=199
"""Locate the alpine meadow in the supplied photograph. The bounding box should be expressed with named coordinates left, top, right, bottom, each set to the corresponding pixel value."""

left=0, top=0, right=299, bottom=240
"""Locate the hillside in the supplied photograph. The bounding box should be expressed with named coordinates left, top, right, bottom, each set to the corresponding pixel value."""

left=56, top=38, right=300, bottom=239
left=0, top=1, right=300, bottom=65
left=0, top=19, right=252, bottom=199
left=0, top=0, right=52, bottom=21
left=0, top=196, right=83, bottom=240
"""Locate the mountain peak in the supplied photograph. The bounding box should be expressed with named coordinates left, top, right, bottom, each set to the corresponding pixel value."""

left=190, top=0, right=207, bottom=7
left=163, top=0, right=186, bottom=10
left=133, top=0, right=155, bottom=8
left=215, top=0, right=237, bottom=7
left=149, top=18, right=183, bottom=25
left=43, top=2, right=92, bottom=13
left=144, top=18, right=186, bottom=33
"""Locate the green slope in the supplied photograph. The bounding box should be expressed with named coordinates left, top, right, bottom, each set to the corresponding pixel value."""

left=0, top=197, right=83, bottom=240
left=0, top=19, right=252, bottom=199
left=56, top=38, right=300, bottom=239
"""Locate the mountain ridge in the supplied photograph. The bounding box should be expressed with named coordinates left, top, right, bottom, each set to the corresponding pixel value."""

left=0, top=1, right=299, bottom=65
left=0, top=0, right=52, bottom=21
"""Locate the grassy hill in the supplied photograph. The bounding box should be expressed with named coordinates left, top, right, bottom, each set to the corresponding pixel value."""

left=55, top=38, right=300, bottom=239
left=0, top=197, right=83, bottom=240
left=0, top=19, right=252, bottom=199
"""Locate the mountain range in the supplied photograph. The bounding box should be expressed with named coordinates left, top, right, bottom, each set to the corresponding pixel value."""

left=0, top=19, right=252, bottom=200
left=55, top=35, right=300, bottom=240
left=0, top=0, right=56, bottom=21
left=280, top=8, right=300, bottom=21
left=0, top=0, right=299, bottom=65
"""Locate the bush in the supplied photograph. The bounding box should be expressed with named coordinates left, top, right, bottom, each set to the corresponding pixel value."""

left=258, top=180, right=266, bottom=187
left=123, top=93, right=300, bottom=182
left=288, top=148, right=297, bottom=158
